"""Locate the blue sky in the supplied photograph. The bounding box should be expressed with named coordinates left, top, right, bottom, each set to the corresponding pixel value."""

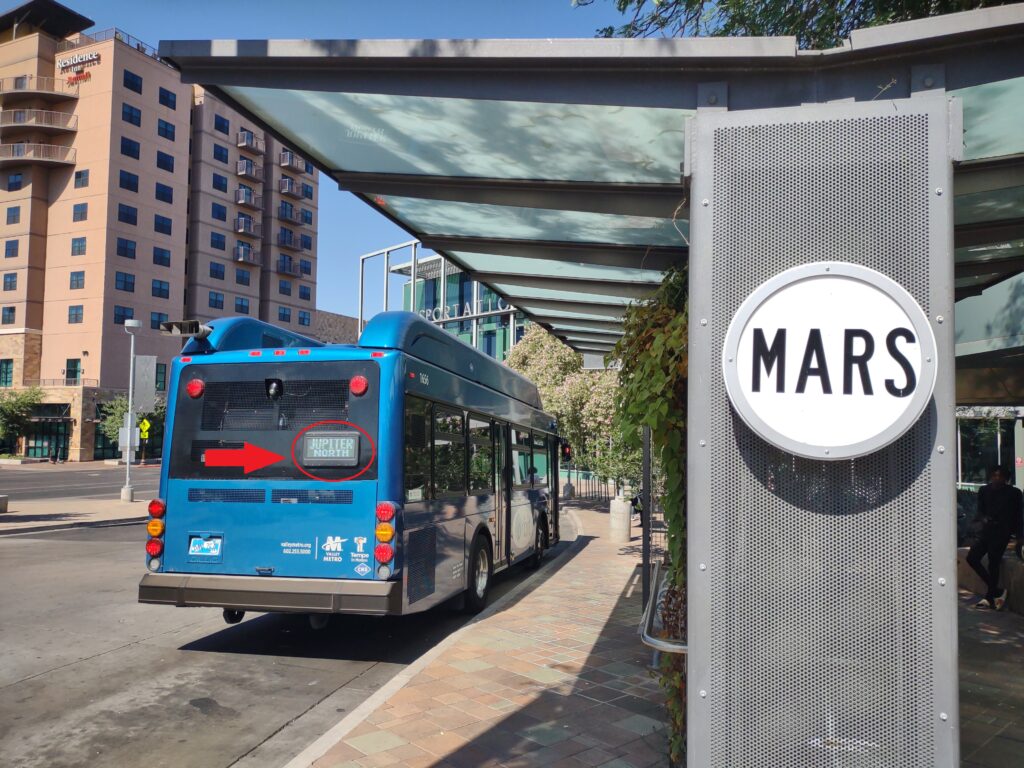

left=69, top=0, right=625, bottom=318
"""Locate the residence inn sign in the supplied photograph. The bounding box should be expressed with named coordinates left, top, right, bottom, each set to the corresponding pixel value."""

left=722, top=262, right=938, bottom=460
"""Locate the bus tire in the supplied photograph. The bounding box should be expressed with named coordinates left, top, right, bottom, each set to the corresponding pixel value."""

left=529, top=515, right=547, bottom=570
left=223, top=609, right=244, bottom=625
left=465, top=534, right=492, bottom=614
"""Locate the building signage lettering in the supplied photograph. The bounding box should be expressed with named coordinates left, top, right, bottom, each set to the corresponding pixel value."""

left=419, top=296, right=513, bottom=323
left=57, top=51, right=100, bottom=71
left=721, top=262, right=937, bottom=460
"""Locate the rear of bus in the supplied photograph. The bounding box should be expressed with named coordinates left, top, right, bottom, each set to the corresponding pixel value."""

left=138, top=334, right=405, bottom=616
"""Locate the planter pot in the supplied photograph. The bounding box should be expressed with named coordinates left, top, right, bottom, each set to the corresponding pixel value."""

left=639, top=561, right=688, bottom=654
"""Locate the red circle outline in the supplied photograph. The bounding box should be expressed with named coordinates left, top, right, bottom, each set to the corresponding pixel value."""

left=290, top=420, right=377, bottom=482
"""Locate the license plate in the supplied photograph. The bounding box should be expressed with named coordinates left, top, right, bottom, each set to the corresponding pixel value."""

left=188, top=536, right=222, bottom=556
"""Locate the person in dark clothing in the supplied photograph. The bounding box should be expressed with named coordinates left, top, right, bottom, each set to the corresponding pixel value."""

left=966, top=465, right=1024, bottom=610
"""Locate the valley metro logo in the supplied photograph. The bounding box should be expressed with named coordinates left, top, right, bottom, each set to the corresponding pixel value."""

left=322, top=536, right=348, bottom=562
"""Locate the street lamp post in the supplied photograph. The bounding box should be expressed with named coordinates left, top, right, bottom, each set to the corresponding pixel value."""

left=121, top=318, right=142, bottom=502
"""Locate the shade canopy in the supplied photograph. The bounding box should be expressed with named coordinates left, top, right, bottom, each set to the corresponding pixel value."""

left=160, top=5, right=1024, bottom=371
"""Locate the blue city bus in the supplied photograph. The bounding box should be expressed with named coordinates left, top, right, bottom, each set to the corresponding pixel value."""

left=138, top=312, right=559, bottom=622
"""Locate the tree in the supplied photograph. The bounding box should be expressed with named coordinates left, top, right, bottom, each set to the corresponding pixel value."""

left=505, top=324, right=583, bottom=407
left=0, top=387, right=43, bottom=446
left=98, top=394, right=165, bottom=444
left=576, top=0, right=1012, bottom=49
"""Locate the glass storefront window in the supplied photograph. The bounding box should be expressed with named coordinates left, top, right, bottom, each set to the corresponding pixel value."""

left=957, top=418, right=1017, bottom=486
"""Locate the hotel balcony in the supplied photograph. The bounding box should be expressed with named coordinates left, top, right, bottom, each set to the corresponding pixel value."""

left=235, top=187, right=262, bottom=211
left=236, top=130, right=264, bottom=154
left=0, top=75, right=79, bottom=104
left=278, top=177, right=302, bottom=198
left=0, top=143, right=76, bottom=166
left=279, top=150, right=307, bottom=173
left=234, top=217, right=262, bottom=238
left=276, top=232, right=300, bottom=251
left=277, top=203, right=303, bottom=225
left=275, top=258, right=301, bottom=276
left=236, top=159, right=263, bottom=181
left=233, top=245, right=260, bottom=265
left=0, top=109, right=77, bottom=135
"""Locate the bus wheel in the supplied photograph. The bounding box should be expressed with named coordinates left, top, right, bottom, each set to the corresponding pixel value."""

left=465, top=535, right=492, bottom=614
left=223, top=609, right=244, bottom=625
left=529, top=519, right=547, bottom=570
left=308, top=613, right=330, bottom=631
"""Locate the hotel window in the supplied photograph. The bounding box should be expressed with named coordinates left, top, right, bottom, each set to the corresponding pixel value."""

left=2, top=306, right=15, bottom=324
left=208, top=291, right=224, bottom=310
left=210, top=232, right=226, bottom=251
left=212, top=173, right=227, bottom=192
left=121, top=137, right=140, bottom=159
left=68, top=305, right=83, bottom=324
left=235, top=268, right=250, bottom=286
left=7, top=173, right=22, bottom=191
left=156, top=151, right=174, bottom=172
left=119, top=169, right=139, bottom=192
left=6, top=207, right=18, bottom=224
left=155, top=183, right=173, bottom=204
left=116, top=237, right=136, bottom=259
left=300, top=234, right=312, bottom=251
left=157, top=119, right=175, bottom=141
left=209, top=262, right=225, bottom=280
left=301, top=208, right=313, bottom=225
left=121, top=103, right=141, bottom=127
left=71, top=237, right=87, bottom=256
left=278, top=306, right=291, bottom=323
left=150, top=311, right=168, bottom=330
left=154, top=214, right=172, bottom=236
left=212, top=144, right=228, bottom=163
left=302, top=183, right=314, bottom=200
left=2, top=273, right=15, bottom=290
left=74, top=169, right=89, bottom=188
left=235, top=296, right=249, bottom=314
left=155, top=362, right=167, bottom=391
left=299, top=285, right=311, bottom=301
left=4, top=240, right=17, bottom=258
left=72, top=203, right=88, bottom=222
left=158, top=87, right=176, bottom=110
left=152, top=279, right=170, bottom=299
left=113, top=305, right=134, bottom=325
left=69, top=271, right=84, bottom=289
left=278, top=279, right=291, bottom=296
left=0, top=359, right=12, bottom=387
left=298, top=310, right=311, bottom=327
left=211, top=202, right=226, bottom=221
left=123, top=69, right=142, bottom=94
left=118, top=204, right=137, bottom=226
left=300, top=258, right=312, bottom=275
left=214, top=114, right=229, bottom=134
left=115, top=271, right=135, bottom=293
left=153, top=247, right=170, bottom=267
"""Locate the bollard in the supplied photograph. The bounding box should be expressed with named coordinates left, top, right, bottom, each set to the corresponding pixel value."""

left=562, top=482, right=575, bottom=500
left=609, top=495, right=631, bottom=543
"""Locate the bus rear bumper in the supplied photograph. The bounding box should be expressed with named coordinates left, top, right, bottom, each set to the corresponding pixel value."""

left=138, top=573, right=403, bottom=615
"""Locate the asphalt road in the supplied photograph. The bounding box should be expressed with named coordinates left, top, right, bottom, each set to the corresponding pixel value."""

left=0, top=462, right=161, bottom=502
left=0, top=521, right=570, bottom=768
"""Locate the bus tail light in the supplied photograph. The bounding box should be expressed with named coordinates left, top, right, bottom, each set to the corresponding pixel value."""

left=350, top=375, right=369, bottom=397
left=375, top=522, right=394, bottom=543
left=374, top=543, right=394, bottom=563
left=185, top=378, right=205, bottom=398
left=375, top=501, right=395, bottom=522
left=148, top=498, right=166, bottom=518
left=147, top=558, right=161, bottom=572
left=147, top=519, right=165, bottom=537
left=145, top=538, right=164, bottom=557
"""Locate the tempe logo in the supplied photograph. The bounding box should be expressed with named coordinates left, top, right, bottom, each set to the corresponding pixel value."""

left=722, top=262, right=937, bottom=460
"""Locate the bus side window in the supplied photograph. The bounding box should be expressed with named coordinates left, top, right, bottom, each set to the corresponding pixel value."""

left=404, top=396, right=431, bottom=503
left=532, top=434, right=549, bottom=488
left=434, top=407, right=467, bottom=498
left=511, top=428, right=532, bottom=489
left=468, top=415, right=493, bottom=493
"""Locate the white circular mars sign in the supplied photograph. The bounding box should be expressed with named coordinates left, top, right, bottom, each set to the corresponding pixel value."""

left=722, top=262, right=937, bottom=460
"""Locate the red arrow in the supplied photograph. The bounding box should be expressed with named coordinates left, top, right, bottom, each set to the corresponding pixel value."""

left=205, top=442, right=283, bottom=474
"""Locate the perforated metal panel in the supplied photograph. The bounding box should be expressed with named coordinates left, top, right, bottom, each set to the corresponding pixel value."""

left=687, top=98, right=958, bottom=767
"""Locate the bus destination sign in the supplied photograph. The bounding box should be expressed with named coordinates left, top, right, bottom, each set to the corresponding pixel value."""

left=302, top=431, right=360, bottom=467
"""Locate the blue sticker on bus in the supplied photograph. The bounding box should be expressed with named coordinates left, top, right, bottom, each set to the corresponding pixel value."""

left=188, top=536, right=222, bottom=556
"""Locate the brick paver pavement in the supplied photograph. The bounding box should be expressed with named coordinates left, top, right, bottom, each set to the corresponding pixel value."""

left=309, top=502, right=669, bottom=768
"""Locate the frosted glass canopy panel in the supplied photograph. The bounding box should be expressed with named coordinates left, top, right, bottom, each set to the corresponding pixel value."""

left=224, top=86, right=689, bottom=183
left=449, top=251, right=665, bottom=283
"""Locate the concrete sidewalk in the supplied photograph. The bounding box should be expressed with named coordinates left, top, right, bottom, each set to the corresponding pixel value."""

left=292, top=502, right=667, bottom=768
left=0, top=496, right=149, bottom=534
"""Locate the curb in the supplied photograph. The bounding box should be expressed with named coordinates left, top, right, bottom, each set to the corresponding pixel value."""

left=0, top=516, right=147, bottom=537
left=280, top=507, right=588, bottom=768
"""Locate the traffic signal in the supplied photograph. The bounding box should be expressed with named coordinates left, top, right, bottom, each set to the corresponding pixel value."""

left=560, top=442, right=572, bottom=463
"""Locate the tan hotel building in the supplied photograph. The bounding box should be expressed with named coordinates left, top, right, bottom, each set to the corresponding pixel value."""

left=0, top=0, right=319, bottom=460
